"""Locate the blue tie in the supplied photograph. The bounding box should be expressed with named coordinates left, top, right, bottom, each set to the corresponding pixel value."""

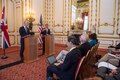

left=25, top=28, right=28, bottom=34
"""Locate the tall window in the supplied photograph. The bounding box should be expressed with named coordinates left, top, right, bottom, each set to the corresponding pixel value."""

left=72, top=5, right=76, bottom=24
left=83, top=16, right=88, bottom=30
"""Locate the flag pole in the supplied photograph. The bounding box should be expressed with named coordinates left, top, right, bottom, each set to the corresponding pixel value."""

left=1, top=49, right=8, bottom=59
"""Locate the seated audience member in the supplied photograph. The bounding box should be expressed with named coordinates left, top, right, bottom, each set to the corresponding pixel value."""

left=84, top=62, right=120, bottom=80
left=89, top=33, right=98, bottom=48
left=78, top=34, right=91, bottom=57
left=46, top=35, right=81, bottom=80
left=95, top=49, right=120, bottom=67
left=108, top=43, right=120, bottom=50
left=56, top=33, right=90, bottom=62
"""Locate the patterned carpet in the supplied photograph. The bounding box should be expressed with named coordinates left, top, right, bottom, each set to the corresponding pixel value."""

left=0, top=45, right=66, bottom=80
left=0, top=45, right=107, bottom=80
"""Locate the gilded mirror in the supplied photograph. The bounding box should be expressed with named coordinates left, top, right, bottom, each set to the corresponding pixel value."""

left=71, top=0, right=89, bottom=31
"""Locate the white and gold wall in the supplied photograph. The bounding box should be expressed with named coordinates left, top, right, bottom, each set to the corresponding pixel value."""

left=89, top=0, right=120, bottom=48
left=42, top=0, right=71, bottom=44
left=0, top=0, right=23, bottom=47
left=0, top=0, right=120, bottom=48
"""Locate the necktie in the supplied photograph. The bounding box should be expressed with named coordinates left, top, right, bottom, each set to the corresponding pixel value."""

left=25, top=27, right=28, bottom=34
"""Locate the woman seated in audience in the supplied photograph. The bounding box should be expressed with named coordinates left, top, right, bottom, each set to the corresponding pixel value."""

left=89, top=33, right=98, bottom=48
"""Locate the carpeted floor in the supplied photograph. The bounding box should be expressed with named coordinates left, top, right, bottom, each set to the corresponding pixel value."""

left=0, top=44, right=66, bottom=80
left=0, top=45, right=107, bottom=80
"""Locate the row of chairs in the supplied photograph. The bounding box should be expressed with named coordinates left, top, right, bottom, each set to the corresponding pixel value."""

left=74, top=42, right=100, bottom=80
left=53, top=42, right=100, bottom=80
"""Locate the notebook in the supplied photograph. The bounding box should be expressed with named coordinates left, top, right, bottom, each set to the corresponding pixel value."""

left=47, top=55, right=57, bottom=65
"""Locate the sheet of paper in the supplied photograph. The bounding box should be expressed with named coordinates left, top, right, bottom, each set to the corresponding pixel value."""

left=98, top=62, right=117, bottom=70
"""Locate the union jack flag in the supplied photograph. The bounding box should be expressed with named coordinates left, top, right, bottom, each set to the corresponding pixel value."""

left=38, top=15, right=43, bottom=44
left=0, top=6, right=10, bottom=49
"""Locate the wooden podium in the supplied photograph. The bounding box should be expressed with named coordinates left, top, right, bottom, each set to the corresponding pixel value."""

left=45, top=35, right=54, bottom=55
left=24, top=36, right=38, bottom=63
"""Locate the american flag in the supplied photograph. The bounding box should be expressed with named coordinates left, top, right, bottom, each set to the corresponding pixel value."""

left=38, top=15, right=43, bottom=44
left=0, top=6, right=10, bottom=49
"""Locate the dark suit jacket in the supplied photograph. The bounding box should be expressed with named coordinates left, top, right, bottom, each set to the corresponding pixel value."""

left=19, top=26, right=30, bottom=42
left=115, top=43, right=120, bottom=49
left=19, top=26, right=30, bottom=38
left=41, top=28, right=50, bottom=36
left=78, top=42, right=91, bottom=57
left=57, top=48, right=81, bottom=80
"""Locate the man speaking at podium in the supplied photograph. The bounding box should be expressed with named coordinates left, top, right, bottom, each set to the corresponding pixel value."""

left=41, top=24, right=50, bottom=55
left=19, top=20, right=30, bottom=61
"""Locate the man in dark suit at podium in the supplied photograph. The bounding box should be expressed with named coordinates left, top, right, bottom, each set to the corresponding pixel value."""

left=41, top=24, right=50, bottom=55
left=19, top=20, right=30, bottom=61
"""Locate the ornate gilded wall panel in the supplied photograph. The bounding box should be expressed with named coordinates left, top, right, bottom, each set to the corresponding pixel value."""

left=9, top=35, right=15, bottom=45
left=98, top=0, right=116, bottom=34
left=44, top=0, right=54, bottom=34
left=16, top=6, right=22, bottom=32
left=17, top=35, right=20, bottom=45
left=54, top=36, right=67, bottom=44
left=7, top=0, right=15, bottom=32
left=98, top=39, right=114, bottom=48
left=53, top=0, right=64, bottom=34
left=117, top=0, right=120, bottom=34
left=90, top=0, right=97, bottom=33
left=31, top=0, right=44, bottom=33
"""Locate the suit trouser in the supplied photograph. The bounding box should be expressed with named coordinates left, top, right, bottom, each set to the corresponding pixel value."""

left=97, top=67, right=119, bottom=80
left=42, top=36, right=45, bottom=55
left=47, top=65, right=61, bottom=79
left=104, top=76, right=116, bottom=80
left=97, top=67, right=110, bottom=78
left=20, top=38, right=24, bottom=59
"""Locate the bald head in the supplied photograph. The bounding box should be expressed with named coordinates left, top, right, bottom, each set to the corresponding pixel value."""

left=80, top=34, right=89, bottom=44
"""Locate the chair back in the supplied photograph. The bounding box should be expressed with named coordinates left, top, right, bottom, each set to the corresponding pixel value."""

left=93, top=42, right=100, bottom=55
left=74, top=56, right=85, bottom=80
left=84, top=50, right=91, bottom=64
left=84, top=42, right=100, bottom=63
left=85, top=50, right=91, bottom=58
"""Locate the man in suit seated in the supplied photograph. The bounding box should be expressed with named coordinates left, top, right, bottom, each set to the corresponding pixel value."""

left=46, top=35, right=81, bottom=80
left=19, top=20, right=30, bottom=61
left=78, top=33, right=91, bottom=57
